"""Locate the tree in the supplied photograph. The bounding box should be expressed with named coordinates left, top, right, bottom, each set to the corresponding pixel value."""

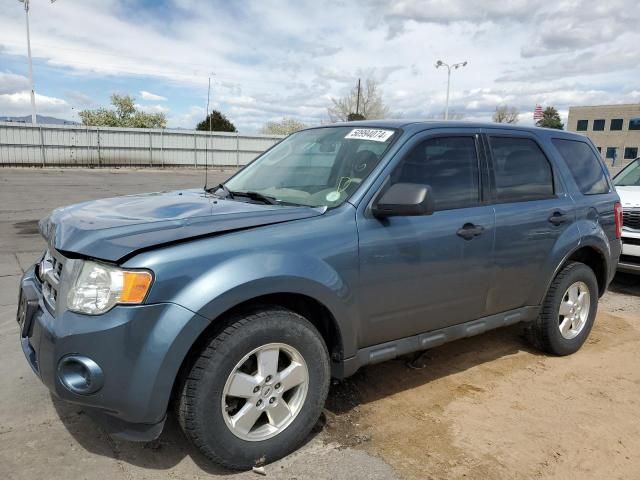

left=492, top=105, right=519, bottom=124
left=196, top=110, right=237, bottom=132
left=261, top=118, right=307, bottom=135
left=536, top=106, right=564, bottom=130
left=79, top=94, right=166, bottom=128
left=328, top=78, right=389, bottom=122
left=347, top=113, right=366, bottom=121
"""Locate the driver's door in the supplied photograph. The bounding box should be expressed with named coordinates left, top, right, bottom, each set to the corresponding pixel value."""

left=356, top=130, right=495, bottom=347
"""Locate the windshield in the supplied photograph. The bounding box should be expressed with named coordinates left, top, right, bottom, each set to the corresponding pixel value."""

left=224, top=126, right=398, bottom=207
left=614, top=158, right=640, bottom=186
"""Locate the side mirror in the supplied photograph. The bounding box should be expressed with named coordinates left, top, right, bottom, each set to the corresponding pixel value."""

left=372, top=183, right=434, bottom=218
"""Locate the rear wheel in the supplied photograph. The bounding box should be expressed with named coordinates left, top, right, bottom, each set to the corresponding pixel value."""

left=177, top=307, right=330, bottom=470
left=527, top=261, right=599, bottom=355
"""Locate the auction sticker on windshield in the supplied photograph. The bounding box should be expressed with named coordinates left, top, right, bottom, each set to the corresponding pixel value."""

left=344, top=129, right=394, bottom=142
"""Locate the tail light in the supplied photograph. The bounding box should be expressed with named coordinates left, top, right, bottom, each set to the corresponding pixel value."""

left=614, top=202, right=623, bottom=239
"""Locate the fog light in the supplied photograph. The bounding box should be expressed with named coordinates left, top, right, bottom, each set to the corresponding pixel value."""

left=57, top=355, right=104, bottom=395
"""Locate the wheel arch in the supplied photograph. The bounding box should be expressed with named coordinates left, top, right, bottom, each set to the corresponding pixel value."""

left=170, top=291, right=345, bottom=408
left=548, top=244, right=609, bottom=298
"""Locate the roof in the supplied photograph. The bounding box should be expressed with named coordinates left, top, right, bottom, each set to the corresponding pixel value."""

left=569, top=103, right=640, bottom=110
left=323, top=119, right=583, bottom=138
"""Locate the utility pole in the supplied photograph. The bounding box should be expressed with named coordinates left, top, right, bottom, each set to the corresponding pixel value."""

left=18, top=0, right=37, bottom=124
left=356, top=78, right=361, bottom=115
left=207, top=76, right=213, bottom=133
left=18, top=0, right=57, bottom=125
left=435, top=60, right=468, bottom=120
left=204, top=75, right=212, bottom=189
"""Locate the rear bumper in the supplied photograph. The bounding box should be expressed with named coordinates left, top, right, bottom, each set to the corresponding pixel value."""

left=618, top=232, right=640, bottom=274
left=18, top=266, right=209, bottom=440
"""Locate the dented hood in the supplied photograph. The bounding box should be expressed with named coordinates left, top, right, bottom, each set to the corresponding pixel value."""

left=39, top=189, right=324, bottom=262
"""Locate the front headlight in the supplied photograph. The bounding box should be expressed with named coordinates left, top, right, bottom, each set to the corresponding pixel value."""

left=67, top=261, right=153, bottom=315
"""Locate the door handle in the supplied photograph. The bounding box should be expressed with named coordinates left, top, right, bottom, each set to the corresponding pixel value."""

left=457, top=223, right=484, bottom=240
left=548, top=211, right=569, bottom=226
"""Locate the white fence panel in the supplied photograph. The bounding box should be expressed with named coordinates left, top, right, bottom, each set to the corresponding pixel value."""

left=0, top=122, right=283, bottom=167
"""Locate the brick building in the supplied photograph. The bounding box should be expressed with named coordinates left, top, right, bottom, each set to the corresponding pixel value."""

left=567, top=104, right=640, bottom=175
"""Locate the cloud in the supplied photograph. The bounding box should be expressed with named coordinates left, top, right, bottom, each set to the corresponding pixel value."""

left=169, top=106, right=204, bottom=129
left=363, top=0, right=533, bottom=38
left=64, top=91, right=94, bottom=107
left=0, top=91, right=68, bottom=117
left=140, top=90, right=167, bottom=101
left=497, top=47, right=640, bottom=82
left=520, top=1, right=640, bottom=58
left=0, top=0, right=638, bottom=131
left=0, top=72, right=30, bottom=95
left=0, top=71, right=72, bottom=119
left=135, top=103, right=170, bottom=115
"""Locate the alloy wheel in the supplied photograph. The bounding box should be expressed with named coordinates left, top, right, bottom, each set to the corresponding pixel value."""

left=221, top=342, right=309, bottom=441
left=558, top=281, right=591, bottom=340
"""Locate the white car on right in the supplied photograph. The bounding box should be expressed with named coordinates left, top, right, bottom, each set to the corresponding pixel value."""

left=614, top=157, right=640, bottom=274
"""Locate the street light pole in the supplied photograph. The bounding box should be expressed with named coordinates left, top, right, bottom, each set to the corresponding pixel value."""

left=18, top=0, right=57, bottom=125
left=444, top=67, right=451, bottom=121
left=435, top=59, right=468, bottom=120
left=18, top=0, right=37, bottom=125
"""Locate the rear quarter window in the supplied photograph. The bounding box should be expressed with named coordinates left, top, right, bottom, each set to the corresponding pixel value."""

left=552, top=139, right=609, bottom=195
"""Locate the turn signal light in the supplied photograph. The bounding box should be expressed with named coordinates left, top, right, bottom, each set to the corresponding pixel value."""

left=120, top=271, right=153, bottom=303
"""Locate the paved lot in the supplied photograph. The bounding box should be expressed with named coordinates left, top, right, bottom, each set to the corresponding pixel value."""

left=1, top=168, right=639, bottom=479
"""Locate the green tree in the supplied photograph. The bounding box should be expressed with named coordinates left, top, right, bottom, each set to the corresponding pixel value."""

left=347, top=113, right=366, bottom=121
left=197, top=110, right=237, bottom=132
left=261, top=117, right=307, bottom=135
left=536, top=106, right=564, bottom=130
left=78, top=94, right=166, bottom=128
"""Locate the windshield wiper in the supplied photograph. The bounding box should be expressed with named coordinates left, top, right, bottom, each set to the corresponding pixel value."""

left=230, top=190, right=278, bottom=205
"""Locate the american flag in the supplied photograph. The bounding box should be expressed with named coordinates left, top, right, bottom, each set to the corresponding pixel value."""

left=533, top=104, right=544, bottom=122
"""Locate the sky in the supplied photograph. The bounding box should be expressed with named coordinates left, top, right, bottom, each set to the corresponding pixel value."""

left=1, top=0, right=639, bottom=132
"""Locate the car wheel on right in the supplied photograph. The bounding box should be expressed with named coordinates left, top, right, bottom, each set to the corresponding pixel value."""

left=527, top=261, right=599, bottom=356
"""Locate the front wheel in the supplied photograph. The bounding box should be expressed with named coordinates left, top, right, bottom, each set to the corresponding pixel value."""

left=527, top=261, right=599, bottom=355
left=177, top=307, right=330, bottom=470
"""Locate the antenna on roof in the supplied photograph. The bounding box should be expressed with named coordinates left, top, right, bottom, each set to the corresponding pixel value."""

left=204, top=74, right=214, bottom=191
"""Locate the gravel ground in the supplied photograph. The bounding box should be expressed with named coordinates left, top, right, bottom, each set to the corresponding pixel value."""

left=0, top=168, right=638, bottom=480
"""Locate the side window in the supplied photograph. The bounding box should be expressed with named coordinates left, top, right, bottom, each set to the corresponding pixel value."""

left=552, top=139, right=609, bottom=195
left=489, top=136, right=554, bottom=203
left=391, top=136, right=479, bottom=211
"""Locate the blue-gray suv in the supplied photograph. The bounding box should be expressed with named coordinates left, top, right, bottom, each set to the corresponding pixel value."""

left=17, top=121, right=622, bottom=469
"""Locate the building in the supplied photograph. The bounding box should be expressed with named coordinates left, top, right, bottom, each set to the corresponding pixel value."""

left=567, top=104, right=640, bottom=175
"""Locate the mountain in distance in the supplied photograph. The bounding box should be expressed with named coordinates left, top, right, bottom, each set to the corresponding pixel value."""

left=0, top=115, right=79, bottom=125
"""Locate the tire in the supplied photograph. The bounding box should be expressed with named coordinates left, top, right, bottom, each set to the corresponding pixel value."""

left=177, top=307, right=330, bottom=470
left=527, top=261, right=599, bottom=356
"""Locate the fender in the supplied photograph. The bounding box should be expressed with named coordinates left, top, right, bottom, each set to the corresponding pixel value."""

left=175, top=251, right=358, bottom=357
left=535, top=218, right=611, bottom=305
left=527, top=222, right=581, bottom=306
left=125, top=209, right=362, bottom=359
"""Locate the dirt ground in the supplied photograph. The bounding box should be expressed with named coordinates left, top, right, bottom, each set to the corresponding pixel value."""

left=324, top=305, right=639, bottom=479
left=1, top=168, right=639, bottom=480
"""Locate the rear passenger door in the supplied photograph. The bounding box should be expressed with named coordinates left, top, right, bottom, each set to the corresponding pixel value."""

left=483, top=132, right=576, bottom=314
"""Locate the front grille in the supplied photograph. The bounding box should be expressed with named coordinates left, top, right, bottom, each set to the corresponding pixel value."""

left=620, top=254, right=640, bottom=265
left=39, top=249, right=65, bottom=311
left=623, top=208, right=640, bottom=231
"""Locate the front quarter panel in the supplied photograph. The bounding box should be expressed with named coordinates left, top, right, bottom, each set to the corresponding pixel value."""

left=124, top=205, right=361, bottom=358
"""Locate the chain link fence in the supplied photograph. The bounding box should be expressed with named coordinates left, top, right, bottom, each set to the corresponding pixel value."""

left=0, top=122, right=284, bottom=167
